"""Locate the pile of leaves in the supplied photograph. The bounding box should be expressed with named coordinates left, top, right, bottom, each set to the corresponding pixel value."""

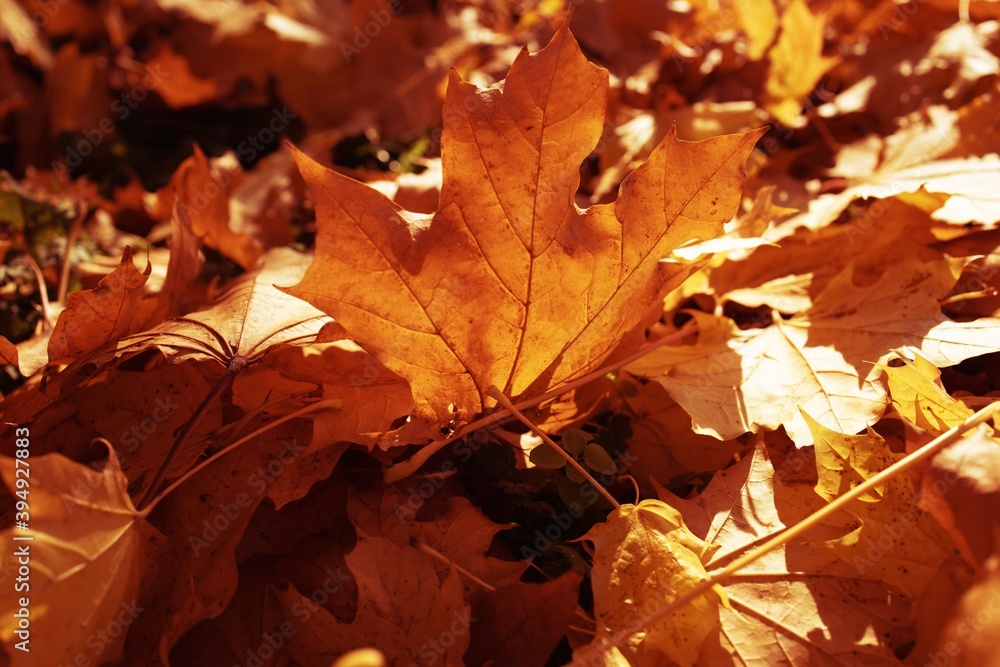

left=2, top=0, right=1000, bottom=665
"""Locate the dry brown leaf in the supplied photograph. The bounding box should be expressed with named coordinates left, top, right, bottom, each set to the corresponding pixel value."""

left=145, top=44, right=219, bottom=108
left=127, top=417, right=335, bottom=665
left=274, top=531, right=471, bottom=666
left=286, top=26, right=763, bottom=422
left=465, top=571, right=583, bottom=667
left=933, top=562, right=1000, bottom=667
left=47, top=246, right=151, bottom=365
left=621, top=375, right=744, bottom=496
left=349, top=484, right=527, bottom=592
left=120, top=247, right=331, bottom=367
left=165, top=145, right=262, bottom=270
left=136, top=202, right=205, bottom=328
left=231, top=339, right=413, bottom=453
left=916, top=427, right=1000, bottom=571
left=0, top=336, right=17, bottom=368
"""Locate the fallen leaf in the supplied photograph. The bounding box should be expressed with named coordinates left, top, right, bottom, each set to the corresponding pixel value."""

left=0, top=336, right=17, bottom=367
left=577, top=499, right=722, bottom=666
left=286, top=26, right=763, bottom=422
left=145, top=44, right=219, bottom=108
left=349, top=484, right=527, bottom=592
left=621, top=375, right=744, bottom=496
left=733, top=0, right=779, bottom=61
left=0, top=450, right=153, bottom=667
left=667, top=444, right=918, bottom=664
left=464, top=571, right=582, bottom=667
left=916, top=427, right=1000, bottom=571
left=48, top=246, right=151, bottom=365
left=120, top=247, right=331, bottom=367
left=763, top=0, right=838, bottom=125
left=0, top=0, right=53, bottom=69
left=881, top=348, right=974, bottom=433
left=631, top=258, right=1000, bottom=445
left=231, top=338, right=413, bottom=453
left=802, top=412, right=951, bottom=599
left=165, top=145, right=262, bottom=270
left=274, top=531, right=471, bottom=666
left=127, top=417, right=330, bottom=664
left=932, top=561, right=1000, bottom=667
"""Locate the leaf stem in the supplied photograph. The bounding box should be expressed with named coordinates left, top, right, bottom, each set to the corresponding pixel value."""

left=383, top=322, right=698, bottom=482
left=488, top=385, right=621, bottom=509
left=58, top=204, right=87, bottom=305
left=137, top=354, right=247, bottom=511
left=138, top=397, right=342, bottom=517
left=413, top=540, right=496, bottom=592
left=570, top=401, right=1000, bottom=664
left=22, top=253, right=53, bottom=330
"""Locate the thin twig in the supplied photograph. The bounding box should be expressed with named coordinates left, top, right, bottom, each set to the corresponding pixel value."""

left=414, top=541, right=496, bottom=592
left=58, top=204, right=87, bottom=305
left=139, top=397, right=343, bottom=516
left=488, top=385, right=620, bottom=509
left=384, top=323, right=699, bottom=482
left=137, top=354, right=248, bottom=511
left=22, top=253, right=53, bottom=330
left=569, top=402, right=1000, bottom=664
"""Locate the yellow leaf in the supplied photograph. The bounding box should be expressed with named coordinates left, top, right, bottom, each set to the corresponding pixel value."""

left=580, top=500, right=721, bottom=666
left=801, top=420, right=952, bottom=599
left=802, top=409, right=893, bottom=503
left=668, top=444, right=923, bottom=663
left=881, top=349, right=974, bottom=434
left=763, top=0, right=838, bottom=126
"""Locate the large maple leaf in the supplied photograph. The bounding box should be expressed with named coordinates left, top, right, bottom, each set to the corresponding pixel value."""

left=286, top=26, right=764, bottom=421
